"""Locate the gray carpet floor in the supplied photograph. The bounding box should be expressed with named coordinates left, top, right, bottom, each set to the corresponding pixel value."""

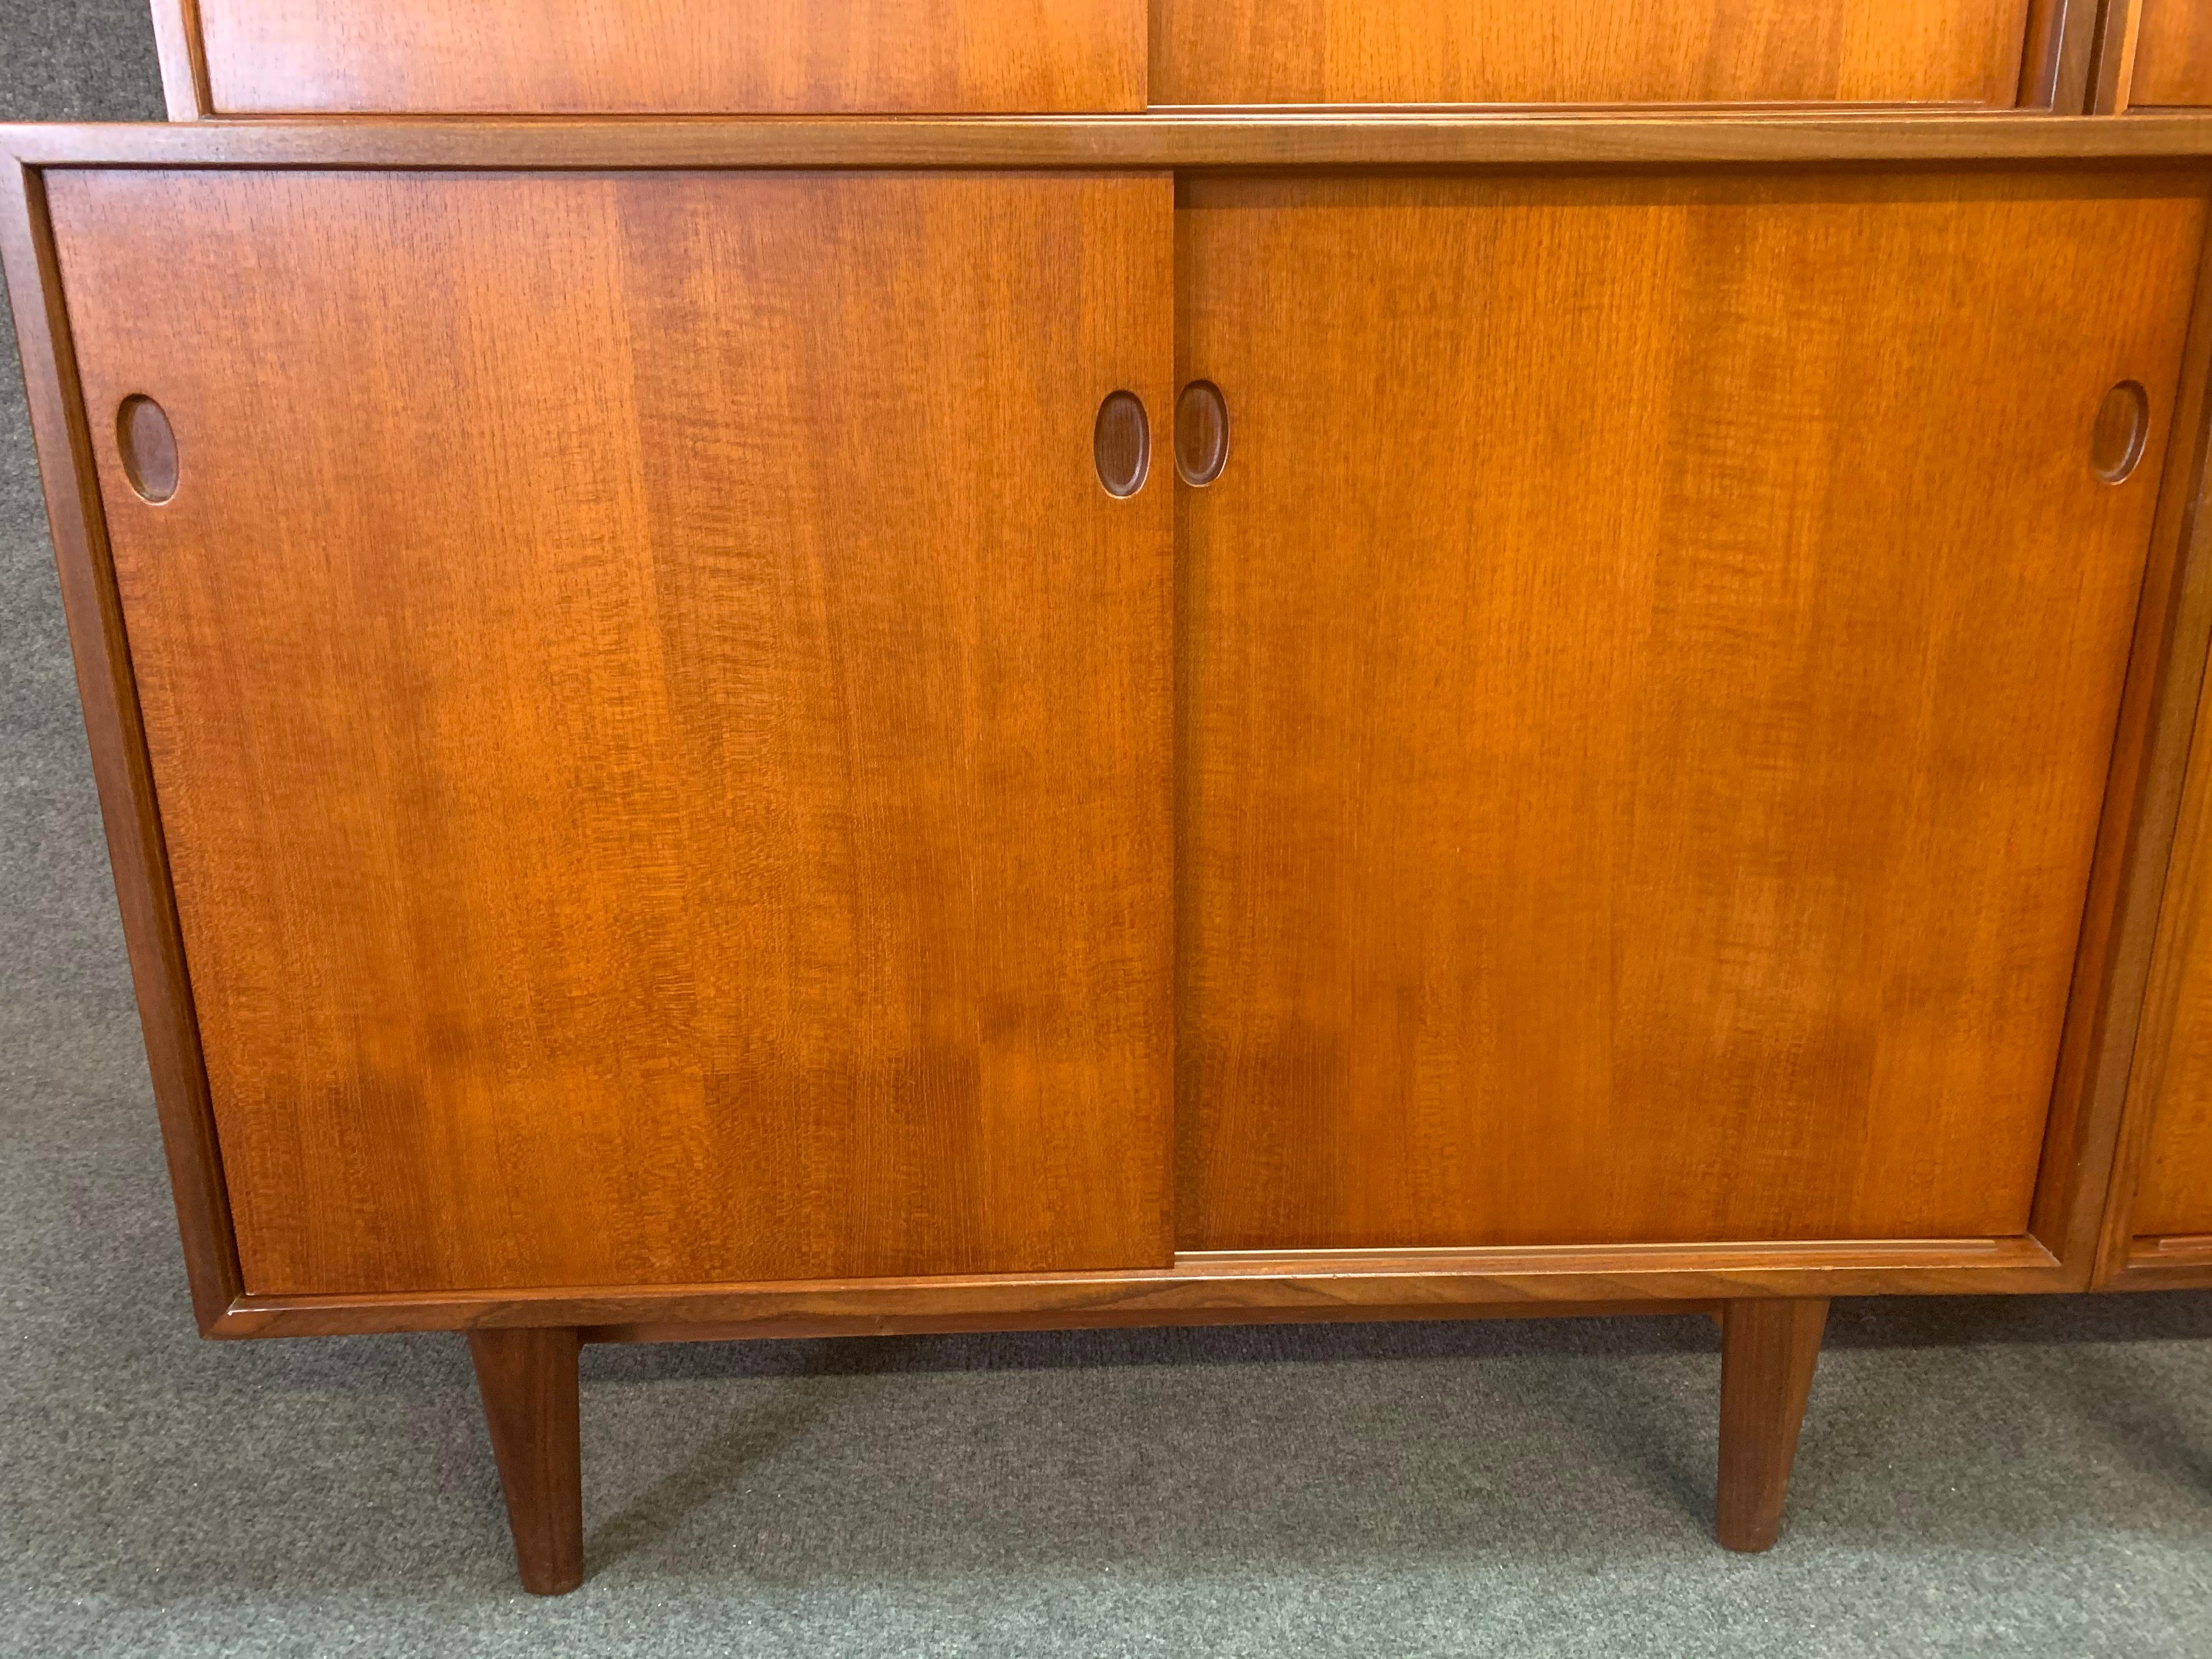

left=3, top=4, right=2212, bottom=1654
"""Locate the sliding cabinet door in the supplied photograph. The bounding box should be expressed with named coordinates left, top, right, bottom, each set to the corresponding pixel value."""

left=52, top=168, right=1174, bottom=1294
left=1180, top=170, right=2204, bottom=1249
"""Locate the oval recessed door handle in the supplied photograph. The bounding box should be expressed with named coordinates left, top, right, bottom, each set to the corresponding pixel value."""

left=1094, top=390, right=1151, bottom=498
left=2091, top=380, right=2149, bottom=486
left=1175, top=381, right=1230, bottom=487
left=117, top=393, right=179, bottom=504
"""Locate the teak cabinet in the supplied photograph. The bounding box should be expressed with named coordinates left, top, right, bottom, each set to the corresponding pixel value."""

left=10, top=106, right=2212, bottom=1599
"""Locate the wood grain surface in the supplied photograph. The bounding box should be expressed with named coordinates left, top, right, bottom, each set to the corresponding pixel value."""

left=188, top=0, right=1145, bottom=115
left=2132, top=0, right=2212, bottom=108
left=1152, top=0, right=2033, bottom=107
left=46, top=167, right=1174, bottom=1296
left=1178, top=170, right=2207, bottom=1252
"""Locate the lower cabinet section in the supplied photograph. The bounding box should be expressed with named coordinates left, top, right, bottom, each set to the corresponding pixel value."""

left=52, top=162, right=2202, bottom=1288
left=9, top=122, right=2212, bottom=1590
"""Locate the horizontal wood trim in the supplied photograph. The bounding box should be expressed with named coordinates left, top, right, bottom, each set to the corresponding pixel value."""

left=1138, top=101, right=1994, bottom=114
left=2106, top=1232, right=2212, bottom=1288
left=9, top=114, right=2212, bottom=173
left=211, top=1238, right=2065, bottom=1338
left=587, top=1300, right=1725, bottom=1343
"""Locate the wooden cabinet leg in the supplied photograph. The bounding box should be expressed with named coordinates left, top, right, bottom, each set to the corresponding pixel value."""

left=468, top=1327, right=584, bottom=1594
left=1715, top=1296, right=1829, bottom=1553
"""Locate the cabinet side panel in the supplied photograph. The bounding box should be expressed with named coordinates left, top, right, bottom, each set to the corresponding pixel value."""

left=1152, top=0, right=2032, bottom=107
left=2131, top=673, right=2212, bottom=1236
left=1180, top=170, right=2205, bottom=1251
left=46, top=168, right=1174, bottom=1295
left=148, top=0, right=211, bottom=119
left=194, top=0, right=1146, bottom=115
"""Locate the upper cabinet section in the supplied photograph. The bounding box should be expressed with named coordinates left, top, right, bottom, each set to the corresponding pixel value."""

left=153, top=0, right=2069, bottom=117
left=2132, top=0, right=2212, bottom=108
left=1151, top=0, right=2037, bottom=109
left=159, top=0, right=1147, bottom=116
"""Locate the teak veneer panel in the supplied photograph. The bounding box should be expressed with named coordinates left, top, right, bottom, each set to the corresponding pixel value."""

left=184, top=0, right=1146, bottom=115
left=2134, top=0, right=2212, bottom=109
left=46, top=167, right=1175, bottom=1296
left=1179, top=170, right=2207, bottom=1252
left=1152, top=0, right=2033, bottom=108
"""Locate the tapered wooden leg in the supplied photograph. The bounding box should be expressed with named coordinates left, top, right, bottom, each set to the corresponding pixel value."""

left=1715, top=1296, right=1829, bottom=1553
left=469, top=1326, right=584, bottom=1594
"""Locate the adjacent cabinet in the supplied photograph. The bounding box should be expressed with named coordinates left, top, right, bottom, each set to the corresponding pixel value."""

left=4, top=0, right=2212, bottom=1604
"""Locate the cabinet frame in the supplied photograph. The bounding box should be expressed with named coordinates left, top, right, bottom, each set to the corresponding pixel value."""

left=8, top=115, right=2212, bottom=1341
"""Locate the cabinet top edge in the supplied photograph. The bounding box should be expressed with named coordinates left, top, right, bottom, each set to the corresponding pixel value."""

left=5, top=113, right=2212, bottom=171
